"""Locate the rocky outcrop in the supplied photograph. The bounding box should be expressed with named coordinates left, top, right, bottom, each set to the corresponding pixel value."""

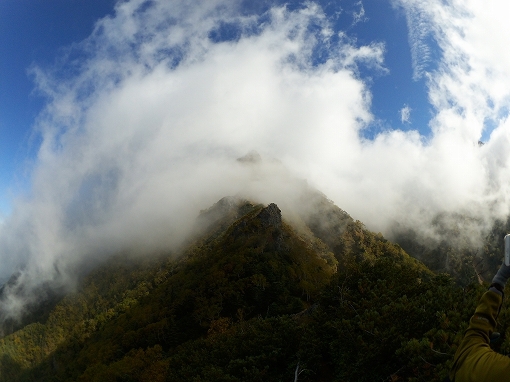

left=256, top=203, right=282, bottom=230
left=228, top=203, right=285, bottom=252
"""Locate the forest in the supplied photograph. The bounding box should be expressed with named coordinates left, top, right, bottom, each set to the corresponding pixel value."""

left=0, top=191, right=509, bottom=381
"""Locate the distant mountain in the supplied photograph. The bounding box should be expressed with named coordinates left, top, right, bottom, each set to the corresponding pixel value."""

left=0, top=191, right=503, bottom=381
left=392, top=212, right=510, bottom=285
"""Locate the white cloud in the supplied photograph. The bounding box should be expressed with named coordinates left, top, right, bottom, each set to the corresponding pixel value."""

left=400, top=104, right=412, bottom=123
left=395, top=0, right=434, bottom=80
left=393, top=0, right=510, bottom=215
left=3, top=0, right=510, bottom=320
left=352, top=1, right=368, bottom=25
left=0, top=0, right=385, bottom=318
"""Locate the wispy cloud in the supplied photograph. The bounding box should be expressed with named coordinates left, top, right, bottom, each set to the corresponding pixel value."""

left=3, top=0, right=510, bottom=321
left=395, top=0, right=510, bottom=147
left=352, top=1, right=368, bottom=26
left=398, top=0, right=434, bottom=80
left=400, top=104, right=411, bottom=124
left=0, top=0, right=385, bottom=319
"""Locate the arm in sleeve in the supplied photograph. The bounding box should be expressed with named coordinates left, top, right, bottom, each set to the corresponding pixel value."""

left=449, top=289, right=510, bottom=381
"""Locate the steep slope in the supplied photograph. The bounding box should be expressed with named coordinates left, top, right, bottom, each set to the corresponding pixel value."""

left=0, top=272, right=67, bottom=337
left=0, top=196, right=494, bottom=382
left=393, top=213, right=510, bottom=286
left=0, top=199, right=337, bottom=380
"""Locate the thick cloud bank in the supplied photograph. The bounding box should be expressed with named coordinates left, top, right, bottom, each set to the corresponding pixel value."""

left=2, top=0, right=510, bottom=319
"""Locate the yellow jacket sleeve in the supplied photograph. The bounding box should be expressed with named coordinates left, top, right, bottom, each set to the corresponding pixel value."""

left=450, top=290, right=510, bottom=381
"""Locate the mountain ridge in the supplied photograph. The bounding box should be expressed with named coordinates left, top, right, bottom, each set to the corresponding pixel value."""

left=0, top=191, right=504, bottom=381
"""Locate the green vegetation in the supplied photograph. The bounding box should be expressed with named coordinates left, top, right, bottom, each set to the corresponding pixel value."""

left=393, top=212, right=510, bottom=286
left=0, top=197, right=506, bottom=381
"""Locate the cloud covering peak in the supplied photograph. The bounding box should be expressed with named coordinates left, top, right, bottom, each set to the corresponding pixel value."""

left=3, top=0, right=510, bottom=320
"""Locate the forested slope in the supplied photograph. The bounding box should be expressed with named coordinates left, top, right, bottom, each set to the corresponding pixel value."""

left=0, top=196, right=507, bottom=381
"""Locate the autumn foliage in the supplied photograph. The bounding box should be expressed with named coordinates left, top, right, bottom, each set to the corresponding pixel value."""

left=0, top=197, right=505, bottom=381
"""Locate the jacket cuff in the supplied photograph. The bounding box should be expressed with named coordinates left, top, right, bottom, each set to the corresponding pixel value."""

left=490, top=283, right=505, bottom=297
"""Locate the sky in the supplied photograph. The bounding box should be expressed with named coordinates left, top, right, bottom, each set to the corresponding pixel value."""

left=3, top=0, right=510, bottom=317
left=0, top=0, right=116, bottom=215
left=0, top=0, right=427, bottom=217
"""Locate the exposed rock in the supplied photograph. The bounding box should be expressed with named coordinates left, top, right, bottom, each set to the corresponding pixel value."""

left=228, top=203, right=285, bottom=252
left=256, top=203, right=282, bottom=230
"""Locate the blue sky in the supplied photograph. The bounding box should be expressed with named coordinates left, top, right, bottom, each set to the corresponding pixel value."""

left=0, top=0, right=115, bottom=215
left=3, top=0, right=510, bottom=295
left=0, top=0, right=431, bottom=217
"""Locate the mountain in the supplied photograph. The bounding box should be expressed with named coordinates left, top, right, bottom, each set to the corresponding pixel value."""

left=392, top=212, right=510, bottom=286
left=0, top=191, right=503, bottom=381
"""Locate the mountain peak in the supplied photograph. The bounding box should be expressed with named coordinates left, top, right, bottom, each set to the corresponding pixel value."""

left=256, top=203, right=282, bottom=229
left=227, top=203, right=284, bottom=253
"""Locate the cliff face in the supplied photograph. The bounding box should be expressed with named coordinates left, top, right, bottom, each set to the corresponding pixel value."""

left=256, top=203, right=282, bottom=230
left=228, top=203, right=284, bottom=251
